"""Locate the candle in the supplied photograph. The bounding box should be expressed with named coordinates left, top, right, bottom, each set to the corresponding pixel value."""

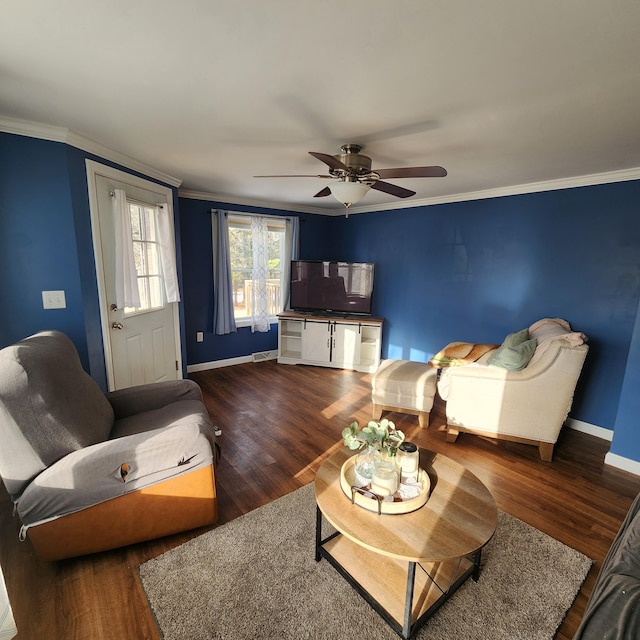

left=371, top=461, right=398, bottom=496
left=397, top=442, right=419, bottom=483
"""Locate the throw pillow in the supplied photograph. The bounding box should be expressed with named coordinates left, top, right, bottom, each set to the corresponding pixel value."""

left=501, top=328, right=530, bottom=348
left=487, top=329, right=537, bottom=371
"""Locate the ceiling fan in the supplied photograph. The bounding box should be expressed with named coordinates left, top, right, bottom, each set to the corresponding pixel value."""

left=255, top=143, right=447, bottom=210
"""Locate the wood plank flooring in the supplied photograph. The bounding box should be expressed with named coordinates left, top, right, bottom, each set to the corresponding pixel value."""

left=1, top=360, right=639, bottom=639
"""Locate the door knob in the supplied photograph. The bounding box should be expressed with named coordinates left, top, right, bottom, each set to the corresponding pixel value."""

left=111, top=322, right=124, bottom=330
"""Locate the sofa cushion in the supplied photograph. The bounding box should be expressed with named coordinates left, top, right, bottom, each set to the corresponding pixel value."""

left=574, top=492, right=640, bottom=638
left=528, top=318, right=587, bottom=366
left=16, top=422, right=214, bottom=527
left=487, top=329, right=537, bottom=371
left=0, top=331, right=114, bottom=498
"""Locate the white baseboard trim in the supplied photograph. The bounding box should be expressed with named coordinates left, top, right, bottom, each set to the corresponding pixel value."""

left=188, top=350, right=278, bottom=372
left=566, top=420, right=640, bottom=476
left=566, top=418, right=613, bottom=441
left=604, top=452, right=640, bottom=477
left=187, top=355, right=253, bottom=373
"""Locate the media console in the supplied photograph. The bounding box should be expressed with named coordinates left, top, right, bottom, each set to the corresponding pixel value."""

left=277, top=311, right=383, bottom=373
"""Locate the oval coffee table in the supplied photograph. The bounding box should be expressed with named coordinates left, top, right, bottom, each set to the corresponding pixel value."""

left=315, top=447, right=498, bottom=639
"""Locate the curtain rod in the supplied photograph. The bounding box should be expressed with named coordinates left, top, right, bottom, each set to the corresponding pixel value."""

left=210, top=209, right=295, bottom=222
left=110, top=191, right=165, bottom=208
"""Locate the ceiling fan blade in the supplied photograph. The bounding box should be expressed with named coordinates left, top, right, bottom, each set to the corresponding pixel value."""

left=309, top=151, right=348, bottom=171
left=313, top=187, right=331, bottom=198
left=374, top=166, right=447, bottom=179
left=371, top=181, right=416, bottom=198
left=254, top=174, right=333, bottom=178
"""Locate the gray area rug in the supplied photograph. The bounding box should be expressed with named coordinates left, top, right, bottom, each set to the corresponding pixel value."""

left=139, top=483, right=592, bottom=640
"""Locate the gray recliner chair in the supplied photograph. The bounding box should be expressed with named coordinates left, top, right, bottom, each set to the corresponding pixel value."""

left=0, top=330, right=218, bottom=561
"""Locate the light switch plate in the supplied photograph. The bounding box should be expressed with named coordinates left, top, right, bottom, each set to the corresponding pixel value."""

left=42, top=290, right=66, bottom=309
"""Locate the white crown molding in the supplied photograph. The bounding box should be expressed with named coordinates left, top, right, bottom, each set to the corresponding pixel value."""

left=4, top=114, right=639, bottom=214
left=180, top=166, right=640, bottom=216
left=354, top=166, right=640, bottom=214
left=178, top=189, right=328, bottom=215
left=0, top=115, right=182, bottom=188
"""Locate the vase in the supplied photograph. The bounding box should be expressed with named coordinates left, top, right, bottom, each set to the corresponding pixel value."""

left=354, top=445, right=381, bottom=486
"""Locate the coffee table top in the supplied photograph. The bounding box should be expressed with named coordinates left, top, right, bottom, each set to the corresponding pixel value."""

left=315, top=447, right=498, bottom=563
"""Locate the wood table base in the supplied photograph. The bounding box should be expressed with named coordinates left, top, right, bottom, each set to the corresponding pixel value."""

left=315, top=507, right=482, bottom=639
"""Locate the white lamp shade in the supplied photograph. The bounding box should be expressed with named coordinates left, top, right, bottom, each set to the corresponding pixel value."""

left=330, top=181, right=371, bottom=207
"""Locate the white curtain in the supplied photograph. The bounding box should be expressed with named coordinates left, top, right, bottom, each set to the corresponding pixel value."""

left=212, top=210, right=237, bottom=335
left=112, top=189, right=140, bottom=309
left=250, top=215, right=270, bottom=332
left=155, top=204, right=181, bottom=303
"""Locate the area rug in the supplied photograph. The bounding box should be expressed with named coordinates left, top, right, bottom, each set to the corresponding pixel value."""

left=139, top=483, right=592, bottom=640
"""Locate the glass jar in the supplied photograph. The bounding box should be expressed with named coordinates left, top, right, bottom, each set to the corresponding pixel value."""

left=371, top=460, right=399, bottom=496
left=396, top=441, right=419, bottom=483
left=354, top=445, right=381, bottom=486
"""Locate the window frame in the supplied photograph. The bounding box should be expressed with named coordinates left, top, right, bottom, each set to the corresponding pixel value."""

left=124, top=201, right=166, bottom=317
left=227, top=213, right=287, bottom=327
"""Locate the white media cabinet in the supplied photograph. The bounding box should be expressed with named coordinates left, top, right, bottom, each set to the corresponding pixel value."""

left=277, top=311, right=383, bottom=373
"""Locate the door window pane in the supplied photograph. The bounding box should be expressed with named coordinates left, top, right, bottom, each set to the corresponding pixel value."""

left=125, top=203, right=165, bottom=315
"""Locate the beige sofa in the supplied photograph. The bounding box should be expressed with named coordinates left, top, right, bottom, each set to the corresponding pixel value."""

left=437, top=319, right=588, bottom=461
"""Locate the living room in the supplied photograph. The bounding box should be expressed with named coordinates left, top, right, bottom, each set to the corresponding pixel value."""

left=2, top=2, right=640, bottom=638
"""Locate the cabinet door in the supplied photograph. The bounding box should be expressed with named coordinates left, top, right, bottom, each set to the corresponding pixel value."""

left=302, top=321, right=332, bottom=363
left=332, top=323, right=361, bottom=368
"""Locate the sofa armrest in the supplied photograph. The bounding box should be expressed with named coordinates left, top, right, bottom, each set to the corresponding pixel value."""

left=438, top=341, right=588, bottom=443
left=106, top=379, right=204, bottom=419
left=574, top=493, right=640, bottom=638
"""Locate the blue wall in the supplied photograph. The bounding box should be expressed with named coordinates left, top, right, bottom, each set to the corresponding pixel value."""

left=0, top=133, right=182, bottom=390
left=611, top=292, right=640, bottom=459
left=323, top=182, right=640, bottom=434
left=0, top=134, right=88, bottom=360
left=178, top=197, right=332, bottom=364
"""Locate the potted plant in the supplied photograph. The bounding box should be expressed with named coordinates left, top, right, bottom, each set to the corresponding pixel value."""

left=342, top=419, right=405, bottom=482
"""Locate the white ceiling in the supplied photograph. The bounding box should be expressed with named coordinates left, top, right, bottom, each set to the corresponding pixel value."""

left=2, top=0, right=640, bottom=214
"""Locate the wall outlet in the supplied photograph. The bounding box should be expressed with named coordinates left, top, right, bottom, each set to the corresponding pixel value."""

left=196, top=331, right=204, bottom=342
left=42, top=290, right=66, bottom=309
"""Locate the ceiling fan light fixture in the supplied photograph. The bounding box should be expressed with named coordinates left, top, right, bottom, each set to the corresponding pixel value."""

left=329, top=181, right=371, bottom=208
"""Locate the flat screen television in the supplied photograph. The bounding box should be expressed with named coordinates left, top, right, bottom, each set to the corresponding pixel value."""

left=290, top=260, right=375, bottom=315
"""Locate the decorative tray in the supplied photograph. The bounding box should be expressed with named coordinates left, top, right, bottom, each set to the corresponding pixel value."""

left=339, top=456, right=431, bottom=515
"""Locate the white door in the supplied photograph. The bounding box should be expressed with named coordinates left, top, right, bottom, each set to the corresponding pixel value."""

left=87, top=161, right=182, bottom=391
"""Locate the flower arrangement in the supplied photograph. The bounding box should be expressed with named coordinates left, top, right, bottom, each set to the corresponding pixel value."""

left=341, top=418, right=405, bottom=457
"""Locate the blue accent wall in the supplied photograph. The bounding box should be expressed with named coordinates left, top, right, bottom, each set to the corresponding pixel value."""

left=611, top=292, right=640, bottom=458
left=178, top=197, right=328, bottom=364
left=0, top=133, right=182, bottom=390
left=326, top=182, right=640, bottom=434
left=0, top=134, right=88, bottom=360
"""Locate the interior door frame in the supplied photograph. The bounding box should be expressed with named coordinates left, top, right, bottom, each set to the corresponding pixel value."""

left=85, top=159, right=183, bottom=390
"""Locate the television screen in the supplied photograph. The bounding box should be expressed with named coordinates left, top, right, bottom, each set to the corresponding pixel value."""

left=290, top=260, right=375, bottom=315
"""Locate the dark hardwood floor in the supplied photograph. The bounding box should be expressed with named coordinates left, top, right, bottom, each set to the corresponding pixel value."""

left=1, top=360, right=639, bottom=639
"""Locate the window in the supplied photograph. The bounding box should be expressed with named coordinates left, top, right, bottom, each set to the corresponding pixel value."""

left=125, top=203, right=164, bottom=315
left=227, top=214, right=286, bottom=323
